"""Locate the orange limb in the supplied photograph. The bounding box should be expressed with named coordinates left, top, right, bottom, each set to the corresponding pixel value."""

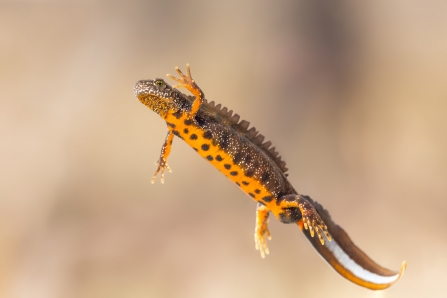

left=167, top=64, right=204, bottom=118
left=152, top=130, right=174, bottom=184
left=254, top=203, right=271, bottom=258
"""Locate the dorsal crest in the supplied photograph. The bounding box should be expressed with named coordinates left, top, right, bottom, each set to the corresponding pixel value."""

left=192, top=96, right=288, bottom=174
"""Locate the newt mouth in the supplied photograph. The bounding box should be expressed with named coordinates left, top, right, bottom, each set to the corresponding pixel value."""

left=133, top=79, right=154, bottom=98
left=134, top=79, right=176, bottom=100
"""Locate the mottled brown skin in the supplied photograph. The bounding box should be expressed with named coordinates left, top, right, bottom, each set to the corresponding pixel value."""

left=134, top=65, right=331, bottom=256
left=134, top=65, right=405, bottom=290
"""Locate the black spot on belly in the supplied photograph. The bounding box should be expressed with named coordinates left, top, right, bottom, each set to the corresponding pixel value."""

left=224, top=164, right=231, bottom=170
left=184, top=119, right=193, bottom=126
left=203, top=131, right=213, bottom=139
left=262, top=196, right=274, bottom=203
left=215, top=155, right=223, bottom=162
left=230, top=171, right=238, bottom=176
left=242, top=181, right=249, bottom=185
left=206, top=155, right=213, bottom=161
left=193, top=148, right=198, bottom=152
left=166, top=122, right=176, bottom=128
left=183, top=128, right=189, bottom=134
left=235, top=182, right=240, bottom=186
left=201, top=144, right=210, bottom=151
left=248, top=193, right=255, bottom=198
left=261, top=172, right=270, bottom=183
left=190, top=134, right=198, bottom=140
left=172, top=130, right=183, bottom=139
left=172, top=110, right=183, bottom=119
left=255, top=189, right=260, bottom=194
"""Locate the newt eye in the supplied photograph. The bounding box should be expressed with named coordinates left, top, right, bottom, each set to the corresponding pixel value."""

left=155, top=80, right=165, bottom=88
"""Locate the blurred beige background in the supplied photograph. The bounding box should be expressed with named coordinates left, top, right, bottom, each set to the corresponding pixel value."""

left=1, top=0, right=446, bottom=297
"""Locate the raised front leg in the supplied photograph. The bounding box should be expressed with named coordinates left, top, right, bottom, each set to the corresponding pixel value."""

left=167, top=64, right=204, bottom=118
left=152, top=130, right=174, bottom=184
left=276, top=194, right=332, bottom=245
left=254, top=203, right=271, bottom=258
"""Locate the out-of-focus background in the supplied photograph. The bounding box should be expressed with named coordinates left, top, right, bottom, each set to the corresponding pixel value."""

left=1, top=0, right=446, bottom=297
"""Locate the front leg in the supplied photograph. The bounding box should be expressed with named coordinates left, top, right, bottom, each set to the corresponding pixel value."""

left=167, top=64, right=204, bottom=118
left=152, top=130, right=174, bottom=184
left=254, top=203, right=271, bottom=258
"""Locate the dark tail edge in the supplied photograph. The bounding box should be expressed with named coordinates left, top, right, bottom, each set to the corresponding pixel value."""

left=298, top=196, right=406, bottom=290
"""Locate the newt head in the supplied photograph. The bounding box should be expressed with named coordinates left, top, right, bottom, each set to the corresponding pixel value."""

left=134, top=78, right=190, bottom=118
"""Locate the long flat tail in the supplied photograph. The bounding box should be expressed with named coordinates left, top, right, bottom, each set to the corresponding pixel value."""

left=298, top=196, right=406, bottom=290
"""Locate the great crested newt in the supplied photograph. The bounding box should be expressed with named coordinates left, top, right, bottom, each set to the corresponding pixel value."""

left=134, top=64, right=406, bottom=290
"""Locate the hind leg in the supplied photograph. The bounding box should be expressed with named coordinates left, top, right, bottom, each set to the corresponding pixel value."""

left=275, top=194, right=332, bottom=245
left=254, top=203, right=271, bottom=258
